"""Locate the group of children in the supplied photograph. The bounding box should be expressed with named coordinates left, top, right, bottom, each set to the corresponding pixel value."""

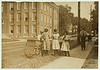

left=38, top=28, right=70, bottom=57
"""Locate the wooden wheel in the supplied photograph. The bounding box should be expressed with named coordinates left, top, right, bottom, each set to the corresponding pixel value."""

left=24, top=39, right=41, bottom=58
left=24, top=43, right=36, bottom=58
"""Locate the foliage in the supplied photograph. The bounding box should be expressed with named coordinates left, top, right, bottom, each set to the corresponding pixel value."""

left=59, top=5, right=74, bottom=35
left=59, top=4, right=92, bottom=35
left=90, top=2, right=98, bottom=33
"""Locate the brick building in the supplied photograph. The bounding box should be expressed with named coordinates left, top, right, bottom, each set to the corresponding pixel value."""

left=2, top=2, right=59, bottom=38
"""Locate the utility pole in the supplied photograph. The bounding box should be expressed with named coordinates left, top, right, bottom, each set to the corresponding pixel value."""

left=77, top=2, right=80, bottom=44
left=90, top=5, right=92, bottom=34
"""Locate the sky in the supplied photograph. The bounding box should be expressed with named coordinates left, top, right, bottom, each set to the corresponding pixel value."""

left=55, top=2, right=95, bottom=20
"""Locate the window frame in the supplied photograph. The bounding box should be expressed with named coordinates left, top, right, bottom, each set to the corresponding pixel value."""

left=41, top=13, right=43, bottom=22
left=32, top=25, right=36, bottom=33
left=24, top=13, right=29, bottom=21
left=41, top=3, right=43, bottom=10
left=44, top=4, right=46, bottom=11
left=10, top=25, right=14, bottom=33
left=32, top=2, right=37, bottom=9
left=44, top=15, right=46, bottom=23
left=10, top=13, right=14, bottom=22
left=10, top=3, right=14, bottom=10
left=17, top=2, right=21, bottom=10
left=2, top=4, right=3, bottom=12
left=24, top=2, right=28, bottom=9
left=17, top=25, right=21, bottom=33
left=17, top=13, right=21, bottom=22
left=24, top=25, right=29, bottom=33
left=32, top=12, right=37, bottom=21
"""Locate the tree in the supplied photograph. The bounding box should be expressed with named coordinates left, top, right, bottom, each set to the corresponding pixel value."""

left=59, top=4, right=91, bottom=36
left=72, top=17, right=78, bottom=25
left=72, top=17, right=90, bottom=33
left=90, top=2, right=98, bottom=33
left=80, top=18, right=91, bottom=33
left=59, top=5, right=74, bottom=35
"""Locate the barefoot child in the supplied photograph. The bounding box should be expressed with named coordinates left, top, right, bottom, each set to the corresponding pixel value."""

left=61, top=31, right=70, bottom=56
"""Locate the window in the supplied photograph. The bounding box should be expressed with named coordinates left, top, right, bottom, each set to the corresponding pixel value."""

left=41, top=13, right=43, bottom=21
left=40, top=25, right=43, bottom=31
left=2, top=19, right=4, bottom=24
left=17, top=2, right=21, bottom=10
left=17, top=25, right=21, bottom=33
left=47, top=5, right=49, bottom=12
left=54, top=10, right=56, bottom=18
left=44, top=15, right=46, bottom=23
left=2, top=13, right=4, bottom=24
left=54, top=20, right=57, bottom=26
left=49, top=28, right=52, bottom=37
left=32, top=25, right=36, bottom=33
left=56, top=13, right=58, bottom=19
left=50, top=8, right=52, bottom=14
left=50, top=18, right=52, bottom=24
left=47, top=16, right=49, bottom=23
left=10, top=25, right=14, bottom=33
left=17, top=13, right=21, bottom=22
left=44, top=4, right=46, bottom=11
left=10, top=3, right=14, bottom=10
left=24, top=2, right=28, bottom=9
left=24, top=25, right=28, bottom=33
left=41, top=3, right=43, bottom=10
left=2, top=4, right=3, bottom=12
left=32, top=12, right=37, bottom=21
left=24, top=13, right=28, bottom=21
left=32, top=2, right=37, bottom=9
left=10, top=14, right=14, bottom=22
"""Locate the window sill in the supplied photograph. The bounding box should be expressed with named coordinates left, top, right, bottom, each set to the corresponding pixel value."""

left=17, top=21, right=21, bottom=23
left=32, top=20, right=36, bottom=22
left=17, top=9, right=21, bottom=11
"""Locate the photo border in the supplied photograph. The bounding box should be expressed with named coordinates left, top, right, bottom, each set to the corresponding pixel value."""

left=0, top=0, right=99, bottom=70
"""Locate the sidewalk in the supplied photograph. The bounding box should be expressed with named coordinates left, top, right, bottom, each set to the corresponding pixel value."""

left=40, top=42, right=93, bottom=69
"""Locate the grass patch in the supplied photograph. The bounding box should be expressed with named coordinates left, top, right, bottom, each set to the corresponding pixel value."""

left=82, top=47, right=98, bottom=69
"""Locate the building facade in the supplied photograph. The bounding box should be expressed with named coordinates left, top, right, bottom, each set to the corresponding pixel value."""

left=2, top=2, right=59, bottom=37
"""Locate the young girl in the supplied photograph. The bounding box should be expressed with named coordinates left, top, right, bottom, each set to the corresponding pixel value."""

left=39, top=31, right=44, bottom=56
left=61, top=31, right=70, bottom=56
left=52, top=29, right=60, bottom=56
left=42, top=28, right=50, bottom=55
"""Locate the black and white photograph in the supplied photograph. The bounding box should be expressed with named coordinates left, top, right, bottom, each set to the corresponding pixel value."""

left=1, top=0, right=99, bottom=69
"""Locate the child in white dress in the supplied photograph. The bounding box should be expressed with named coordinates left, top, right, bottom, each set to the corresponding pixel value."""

left=61, top=31, right=70, bottom=56
left=52, top=29, right=60, bottom=55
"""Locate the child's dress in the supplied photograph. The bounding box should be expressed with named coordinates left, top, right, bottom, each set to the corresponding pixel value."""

left=61, top=35, right=70, bottom=52
left=52, top=33, right=60, bottom=50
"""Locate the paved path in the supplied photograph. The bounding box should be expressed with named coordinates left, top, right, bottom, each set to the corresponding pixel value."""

left=40, top=57, right=85, bottom=69
left=40, top=42, right=93, bottom=69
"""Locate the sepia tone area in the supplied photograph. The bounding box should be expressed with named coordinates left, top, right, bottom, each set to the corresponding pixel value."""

left=1, top=1, right=98, bottom=69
